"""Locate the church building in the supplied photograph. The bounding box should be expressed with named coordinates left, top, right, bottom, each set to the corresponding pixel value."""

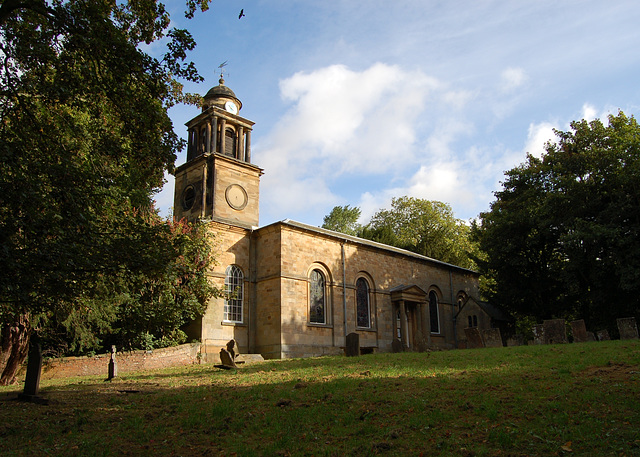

left=174, top=77, right=489, bottom=360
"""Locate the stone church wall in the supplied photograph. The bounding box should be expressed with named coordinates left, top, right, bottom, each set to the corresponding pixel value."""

left=200, top=222, right=252, bottom=357
left=253, top=225, right=284, bottom=358
left=258, top=222, right=480, bottom=357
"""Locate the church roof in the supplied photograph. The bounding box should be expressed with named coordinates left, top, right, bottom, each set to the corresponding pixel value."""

left=275, top=219, right=479, bottom=275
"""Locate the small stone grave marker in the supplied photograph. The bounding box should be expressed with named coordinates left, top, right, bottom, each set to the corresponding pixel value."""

left=617, top=317, right=639, bottom=340
left=391, top=338, right=404, bottom=353
left=532, top=325, right=545, bottom=345
left=108, top=345, right=118, bottom=380
left=219, top=348, right=237, bottom=368
left=507, top=334, right=524, bottom=347
left=543, top=319, right=567, bottom=344
left=570, top=320, right=590, bottom=343
left=596, top=329, right=610, bottom=341
left=482, top=328, right=503, bottom=348
left=345, top=332, right=360, bottom=357
left=18, top=339, right=48, bottom=403
left=464, top=327, right=484, bottom=348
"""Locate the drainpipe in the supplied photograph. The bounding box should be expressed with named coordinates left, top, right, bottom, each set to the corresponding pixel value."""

left=450, top=269, right=457, bottom=348
left=341, top=242, right=348, bottom=339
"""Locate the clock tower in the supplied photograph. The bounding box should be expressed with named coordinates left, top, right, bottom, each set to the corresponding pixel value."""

left=173, top=76, right=262, bottom=227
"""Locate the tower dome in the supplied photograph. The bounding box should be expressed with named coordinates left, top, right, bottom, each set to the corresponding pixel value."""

left=202, top=77, right=242, bottom=113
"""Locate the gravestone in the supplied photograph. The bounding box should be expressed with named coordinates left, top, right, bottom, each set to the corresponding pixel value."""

left=596, top=329, right=610, bottom=341
left=414, top=331, right=428, bottom=353
left=464, top=327, right=484, bottom=349
left=226, top=339, right=239, bottom=360
left=570, top=320, right=590, bottom=343
left=391, top=338, right=404, bottom=353
left=543, top=319, right=567, bottom=344
left=507, top=334, right=524, bottom=347
left=108, top=345, right=118, bottom=380
left=532, top=325, right=545, bottom=345
left=482, top=328, right=503, bottom=348
left=219, top=348, right=237, bottom=368
left=345, top=332, right=360, bottom=357
left=617, top=317, right=639, bottom=340
left=22, top=340, right=42, bottom=397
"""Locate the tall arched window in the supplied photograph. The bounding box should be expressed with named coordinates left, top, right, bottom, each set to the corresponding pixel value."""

left=429, top=290, right=440, bottom=334
left=356, top=278, right=371, bottom=328
left=309, top=269, right=326, bottom=324
left=224, top=128, right=236, bottom=158
left=224, top=265, right=244, bottom=323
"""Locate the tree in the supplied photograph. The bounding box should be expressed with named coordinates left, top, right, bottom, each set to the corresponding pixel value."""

left=41, top=217, right=218, bottom=356
left=360, top=197, right=478, bottom=269
left=0, top=0, right=213, bottom=384
left=473, top=112, right=640, bottom=333
left=322, top=205, right=362, bottom=236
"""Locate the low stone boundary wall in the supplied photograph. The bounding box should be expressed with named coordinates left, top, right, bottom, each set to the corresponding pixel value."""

left=40, top=343, right=201, bottom=380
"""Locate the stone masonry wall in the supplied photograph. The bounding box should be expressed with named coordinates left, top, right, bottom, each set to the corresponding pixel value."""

left=38, top=343, right=201, bottom=380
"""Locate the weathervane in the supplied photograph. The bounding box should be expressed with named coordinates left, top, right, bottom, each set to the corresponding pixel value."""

left=218, top=61, right=228, bottom=81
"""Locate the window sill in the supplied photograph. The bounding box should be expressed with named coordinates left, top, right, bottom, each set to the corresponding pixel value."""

left=355, top=327, right=377, bottom=332
left=222, top=321, right=246, bottom=327
left=307, top=322, right=333, bottom=329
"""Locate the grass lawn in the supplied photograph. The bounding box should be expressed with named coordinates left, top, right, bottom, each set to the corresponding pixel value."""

left=1, top=339, right=639, bottom=456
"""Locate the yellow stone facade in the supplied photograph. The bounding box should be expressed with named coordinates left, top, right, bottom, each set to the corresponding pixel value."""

left=175, top=79, right=486, bottom=360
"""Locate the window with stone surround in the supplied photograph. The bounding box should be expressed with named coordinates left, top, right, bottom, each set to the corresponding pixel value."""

left=429, top=290, right=440, bottom=334
left=224, top=265, right=244, bottom=323
left=356, top=277, right=371, bottom=328
left=309, top=269, right=326, bottom=324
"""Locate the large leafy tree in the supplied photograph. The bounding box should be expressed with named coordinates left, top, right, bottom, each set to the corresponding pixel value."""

left=359, top=197, right=477, bottom=269
left=0, top=0, right=214, bottom=384
left=473, top=112, right=640, bottom=333
left=322, top=205, right=362, bottom=236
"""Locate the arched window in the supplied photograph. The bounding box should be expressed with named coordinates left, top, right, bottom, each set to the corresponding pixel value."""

left=224, top=128, right=236, bottom=158
left=224, top=265, right=243, bottom=323
left=468, top=316, right=473, bottom=328
left=473, top=315, right=478, bottom=327
left=356, top=278, right=371, bottom=328
left=309, top=269, right=326, bottom=324
left=429, top=291, right=440, bottom=334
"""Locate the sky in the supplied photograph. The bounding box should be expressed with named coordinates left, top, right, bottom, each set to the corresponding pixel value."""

left=153, top=0, right=640, bottom=226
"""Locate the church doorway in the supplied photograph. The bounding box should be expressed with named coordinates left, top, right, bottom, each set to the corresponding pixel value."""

left=390, top=285, right=430, bottom=351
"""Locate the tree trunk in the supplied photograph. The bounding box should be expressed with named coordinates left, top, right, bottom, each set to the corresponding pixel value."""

left=0, top=314, right=31, bottom=386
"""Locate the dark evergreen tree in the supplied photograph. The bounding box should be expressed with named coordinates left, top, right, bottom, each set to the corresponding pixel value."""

left=0, top=0, right=215, bottom=384
left=473, top=112, right=640, bottom=334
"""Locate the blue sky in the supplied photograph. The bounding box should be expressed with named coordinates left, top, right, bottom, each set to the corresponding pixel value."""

left=154, top=0, right=640, bottom=226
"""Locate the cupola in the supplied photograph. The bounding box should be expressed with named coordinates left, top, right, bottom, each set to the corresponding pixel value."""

left=202, top=77, right=243, bottom=115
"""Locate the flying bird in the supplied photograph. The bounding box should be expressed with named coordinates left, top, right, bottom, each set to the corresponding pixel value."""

left=239, top=9, right=245, bottom=19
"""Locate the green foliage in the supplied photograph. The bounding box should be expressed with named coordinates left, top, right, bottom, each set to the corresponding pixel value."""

left=474, top=111, right=640, bottom=331
left=0, top=0, right=215, bottom=367
left=321, top=205, right=362, bottom=235
left=361, top=197, right=478, bottom=269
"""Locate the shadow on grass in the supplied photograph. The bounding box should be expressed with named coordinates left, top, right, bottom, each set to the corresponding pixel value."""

left=1, top=340, right=639, bottom=456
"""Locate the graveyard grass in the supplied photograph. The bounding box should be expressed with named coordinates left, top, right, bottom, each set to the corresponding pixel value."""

left=1, top=340, right=639, bottom=456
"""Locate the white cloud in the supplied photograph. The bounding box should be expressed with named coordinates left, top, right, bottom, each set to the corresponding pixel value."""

left=500, top=67, right=528, bottom=93
left=256, top=63, right=440, bottom=220
left=525, top=121, right=557, bottom=158
left=581, top=103, right=598, bottom=122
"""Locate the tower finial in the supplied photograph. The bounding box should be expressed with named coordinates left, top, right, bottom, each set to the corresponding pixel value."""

left=218, top=60, right=228, bottom=84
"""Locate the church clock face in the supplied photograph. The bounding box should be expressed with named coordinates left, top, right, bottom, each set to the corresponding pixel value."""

left=224, top=101, right=238, bottom=115
left=225, top=184, right=248, bottom=210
